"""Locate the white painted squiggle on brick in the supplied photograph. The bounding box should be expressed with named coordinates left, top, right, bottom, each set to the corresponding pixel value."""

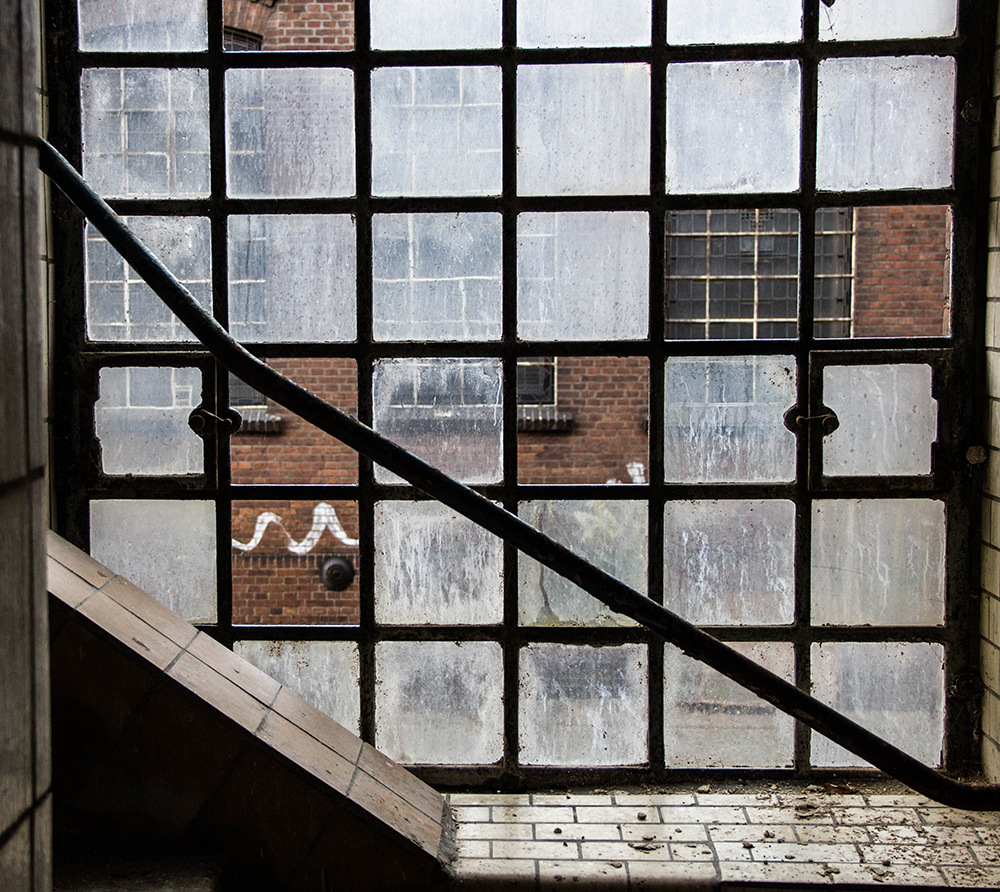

left=232, top=502, right=359, bottom=554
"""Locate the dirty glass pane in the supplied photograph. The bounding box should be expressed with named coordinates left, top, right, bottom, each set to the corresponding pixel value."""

left=374, top=501, right=503, bottom=625
left=811, top=642, right=945, bottom=768
left=228, top=215, right=356, bottom=344
left=666, top=0, right=801, bottom=45
left=820, top=0, right=957, bottom=41
left=234, top=641, right=360, bottom=735
left=519, top=644, right=648, bottom=766
left=372, top=358, right=502, bottom=484
left=817, top=56, right=955, bottom=192
left=823, top=364, right=937, bottom=477
left=372, top=0, right=500, bottom=49
left=518, top=357, right=649, bottom=485
left=86, top=216, right=211, bottom=342
left=226, top=68, right=355, bottom=198
left=666, top=61, right=800, bottom=194
left=664, top=356, right=796, bottom=483
left=371, top=67, right=501, bottom=197
left=517, top=0, right=650, bottom=47
left=376, top=641, right=503, bottom=764
left=90, top=499, right=216, bottom=623
left=663, top=500, right=795, bottom=625
left=518, top=501, right=646, bottom=627
left=517, top=212, right=648, bottom=341
left=96, top=367, right=202, bottom=475
left=811, top=499, right=946, bottom=626
left=817, top=206, right=952, bottom=339
left=82, top=68, right=210, bottom=199
left=373, top=213, right=501, bottom=341
left=665, top=209, right=800, bottom=339
left=664, top=642, right=794, bottom=768
left=78, top=0, right=207, bottom=51
left=231, top=358, right=357, bottom=485
left=232, top=500, right=359, bottom=624
left=517, top=64, right=651, bottom=196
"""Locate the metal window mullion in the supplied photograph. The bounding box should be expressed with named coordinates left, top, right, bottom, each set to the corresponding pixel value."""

left=354, top=0, right=378, bottom=748
left=500, top=0, right=521, bottom=784
left=648, top=0, right=668, bottom=778
left=206, top=0, right=234, bottom=646
left=794, top=0, right=821, bottom=776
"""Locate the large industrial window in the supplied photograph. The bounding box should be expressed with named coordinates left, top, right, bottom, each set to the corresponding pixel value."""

left=50, top=0, right=989, bottom=785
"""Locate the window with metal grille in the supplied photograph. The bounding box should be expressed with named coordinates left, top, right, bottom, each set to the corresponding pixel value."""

left=50, top=0, right=988, bottom=786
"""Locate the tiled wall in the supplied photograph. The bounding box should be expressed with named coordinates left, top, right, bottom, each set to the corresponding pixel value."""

left=0, top=0, right=49, bottom=888
left=983, top=7, right=1000, bottom=781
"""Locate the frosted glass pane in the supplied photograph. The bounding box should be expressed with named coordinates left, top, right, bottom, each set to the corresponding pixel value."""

left=376, top=641, right=503, bottom=764
left=821, top=0, right=957, bottom=40
left=811, top=642, right=944, bottom=768
left=373, top=213, right=501, bottom=341
left=228, top=215, right=356, bottom=343
left=811, top=499, right=946, bottom=627
left=823, top=364, right=937, bottom=477
left=817, top=57, right=955, bottom=192
left=666, top=61, right=800, bottom=194
left=374, top=501, right=503, bottom=625
left=96, top=367, right=203, bottom=475
left=90, top=499, right=216, bottom=623
left=517, top=0, right=650, bottom=47
left=79, top=0, right=207, bottom=51
left=663, top=500, right=795, bottom=625
left=234, top=641, right=359, bottom=735
left=821, top=206, right=952, bottom=339
left=517, top=212, right=648, bottom=341
left=518, top=501, right=646, bottom=627
left=373, top=358, right=502, bottom=484
left=372, top=0, right=500, bottom=48
left=664, top=642, right=794, bottom=768
left=82, top=68, right=210, bottom=199
left=86, top=216, right=211, bottom=342
left=226, top=68, right=355, bottom=198
left=231, top=358, right=358, bottom=485
left=517, top=64, right=651, bottom=196
left=664, top=356, right=796, bottom=483
left=232, top=499, right=360, bottom=624
left=372, top=67, right=501, bottom=197
left=667, top=0, right=801, bottom=45
left=519, top=644, right=648, bottom=766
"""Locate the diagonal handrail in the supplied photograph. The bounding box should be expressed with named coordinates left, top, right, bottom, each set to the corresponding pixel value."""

left=38, top=138, right=1000, bottom=811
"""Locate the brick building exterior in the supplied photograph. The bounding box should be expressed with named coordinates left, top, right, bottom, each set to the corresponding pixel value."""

left=224, top=1, right=953, bottom=626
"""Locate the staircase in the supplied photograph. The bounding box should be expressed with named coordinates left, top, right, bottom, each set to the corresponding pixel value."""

left=47, top=531, right=454, bottom=891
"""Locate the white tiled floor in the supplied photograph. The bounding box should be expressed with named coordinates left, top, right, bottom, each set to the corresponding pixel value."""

left=447, top=782, right=1000, bottom=888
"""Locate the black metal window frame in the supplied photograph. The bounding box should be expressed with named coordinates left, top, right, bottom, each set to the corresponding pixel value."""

left=46, top=0, right=994, bottom=788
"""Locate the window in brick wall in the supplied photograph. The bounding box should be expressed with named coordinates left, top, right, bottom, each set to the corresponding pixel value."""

left=665, top=208, right=854, bottom=339
left=53, top=0, right=989, bottom=786
left=222, top=26, right=262, bottom=51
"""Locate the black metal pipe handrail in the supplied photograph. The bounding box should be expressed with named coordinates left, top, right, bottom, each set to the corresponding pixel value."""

left=38, top=138, right=1000, bottom=810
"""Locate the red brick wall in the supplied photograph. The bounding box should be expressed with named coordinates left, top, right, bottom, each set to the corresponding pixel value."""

left=232, top=499, right=360, bottom=624
left=519, top=357, right=650, bottom=485
left=222, top=0, right=278, bottom=40
left=232, top=358, right=357, bottom=486
left=852, top=205, right=952, bottom=338
left=224, top=0, right=354, bottom=50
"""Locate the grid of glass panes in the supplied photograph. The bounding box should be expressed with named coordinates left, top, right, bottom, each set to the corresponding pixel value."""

left=62, top=0, right=980, bottom=783
left=665, top=208, right=854, bottom=339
